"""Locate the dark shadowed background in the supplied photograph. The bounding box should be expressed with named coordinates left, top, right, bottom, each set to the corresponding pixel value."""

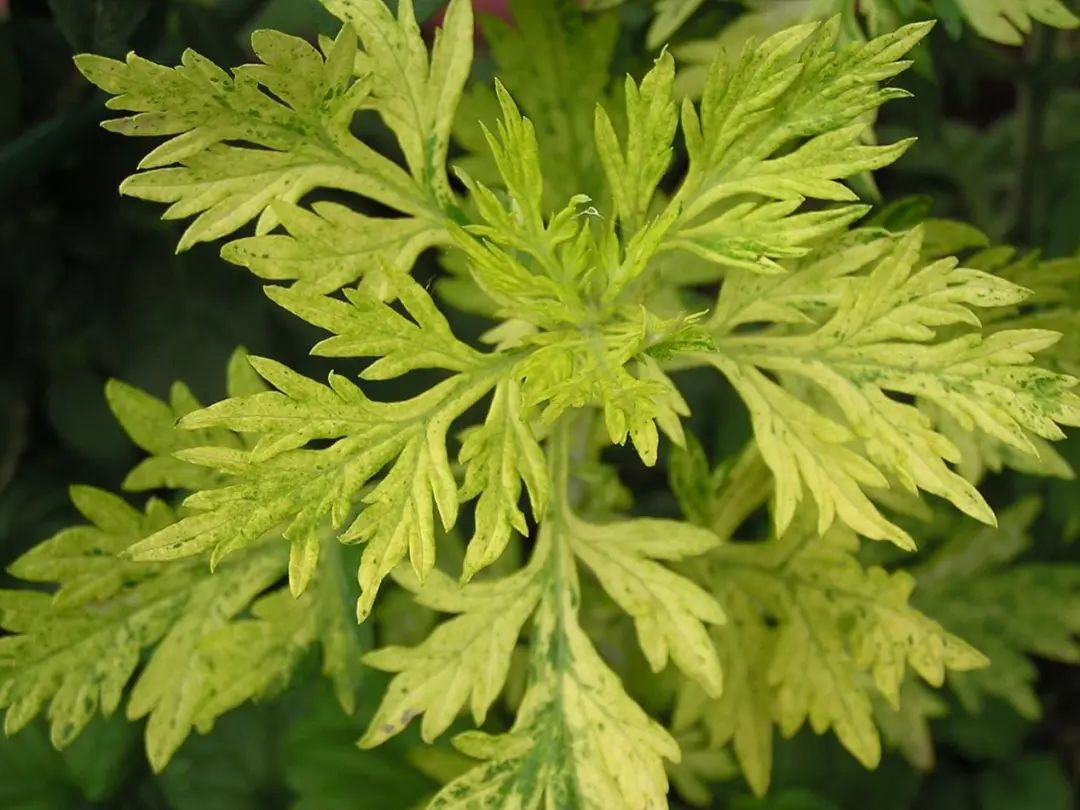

left=1, top=1, right=1079, bottom=808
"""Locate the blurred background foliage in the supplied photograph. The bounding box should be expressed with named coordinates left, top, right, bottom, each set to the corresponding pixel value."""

left=0, top=0, right=1079, bottom=808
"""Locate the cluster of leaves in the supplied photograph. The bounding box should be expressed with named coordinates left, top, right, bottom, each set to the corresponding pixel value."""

left=665, top=437, right=1080, bottom=801
left=2, top=1, right=1080, bottom=809
left=0, top=354, right=366, bottom=772
left=641, top=0, right=1080, bottom=48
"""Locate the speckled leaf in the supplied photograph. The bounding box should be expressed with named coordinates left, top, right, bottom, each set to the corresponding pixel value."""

left=129, top=360, right=500, bottom=611
left=76, top=25, right=436, bottom=251
left=457, top=380, right=549, bottom=581
left=125, top=544, right=287, bottom=771
left=223, top=201, right=447, bottom=294
left=673, top=519, right=985, bottom=794
left=0, top=490, right=310, bottom=775
left=267, top=274, right=483, bottom=381
left=428, top=532, right=679, bottom=809
left=568, top=514, right=726, bottom=696
left=660, top=20, right=931, bottom=273
left=0, top=491, right=188, bottom=748
left=360, top=565, right=543, bottom=748
left=191, top=541, right=365, bottom=728
left=322, top=0, right=472, bottom=206
left=706, top=228, right=1080, bottom=547
left=671, top=594, right=777, bottom=797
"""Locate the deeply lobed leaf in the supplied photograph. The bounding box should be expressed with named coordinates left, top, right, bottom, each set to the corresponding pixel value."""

left=702, top=228, right=1080, bottom=547
left=30, top=6, right=1080, bottom=806
left=673, top=519, right=986, bottom=795
left=77, top=26, right=434, bottom=251
left=428, top=519, right=681, bottom=809
left=914, top=499, right=1080, bottom=719
left=656, top=18, right=929, bottom=275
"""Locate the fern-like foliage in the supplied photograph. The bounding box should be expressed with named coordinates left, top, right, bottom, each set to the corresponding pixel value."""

left=2, top=3, right=1079, bottom=808
left=670, top=515, right=985, bottom=796
left=416, top=427, right=710, bottom=808
left=650, top=0, right=1079, bottom=52
left=916, top=227, right=1080, bottom=482
left=455, top=0, right=619, bottom=209
left=701, top=227, right=1080, bottom=547
left=913, top=498, right=1080, bottom=720
left=667, top=438, right=1080, bottom=798
left=0, top=358, right=365, bottom=772
left=75, top=0, right=474, bottom=289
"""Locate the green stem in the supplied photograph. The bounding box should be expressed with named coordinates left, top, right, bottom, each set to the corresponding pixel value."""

left=535, top=411, right=597, bottom=610
left=547, top=409, right=596, bottom=516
